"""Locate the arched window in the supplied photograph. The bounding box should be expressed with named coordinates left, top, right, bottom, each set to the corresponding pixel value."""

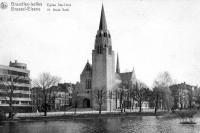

left=88, top=80, right=90, bottom=89
left=85, top=79, right=91, bottom=89
left=85, top=80, right=87, bottom=89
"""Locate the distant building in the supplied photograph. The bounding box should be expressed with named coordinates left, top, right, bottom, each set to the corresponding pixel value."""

left=31, top=83, right=73, bottom=111
left=170, top=82, right=197, bottom=109
left=53, top=83, right=73, bottom=110
left=0, top=60, right=32, bottom=112
left=31, top=87, right=43, bottom=112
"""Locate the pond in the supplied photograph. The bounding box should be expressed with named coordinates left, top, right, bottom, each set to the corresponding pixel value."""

left=0, top=116, right=200, bottom=133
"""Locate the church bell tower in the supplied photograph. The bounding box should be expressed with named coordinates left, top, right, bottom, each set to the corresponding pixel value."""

left=92, top=5, right=115, bottom=111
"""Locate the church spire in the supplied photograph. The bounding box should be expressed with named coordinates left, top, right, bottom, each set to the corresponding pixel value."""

left=99, top=4, right=107, bottom=30
left=94, top=4, right=112, bottom=52
left=131, top=67, right=137, bottom=84
left=116, top=54, right=120, bottom=73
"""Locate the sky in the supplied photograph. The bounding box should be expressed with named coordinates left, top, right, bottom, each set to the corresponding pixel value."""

left=1, top=0, right=200, bottom=87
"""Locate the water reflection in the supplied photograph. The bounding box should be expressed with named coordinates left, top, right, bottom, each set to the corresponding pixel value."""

left=0, top=116, right=200, bottom=133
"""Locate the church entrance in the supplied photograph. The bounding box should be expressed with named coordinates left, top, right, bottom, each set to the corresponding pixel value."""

left=83, top=99, right=90, bottom=108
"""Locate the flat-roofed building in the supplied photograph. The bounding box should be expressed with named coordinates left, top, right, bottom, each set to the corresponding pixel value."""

left=0, top=60, right=32, bottom=112
left=170, top=82, right=197, bottom=109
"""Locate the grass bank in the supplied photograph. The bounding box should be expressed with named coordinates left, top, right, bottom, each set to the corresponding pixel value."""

left=14, top=111, right=167, bottom=121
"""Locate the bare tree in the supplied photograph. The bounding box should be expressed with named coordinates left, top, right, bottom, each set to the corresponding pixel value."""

left=113, top=87, right=124, bottom=112
left=94, top=89, right=107, bottom=114
left=72, top=82, right=81, bottom=115
left=153, top=87, right=162, bottom=114
left=0, top=75, right=22, bottom=119
left=153, top=71, right=174, bottom=113
left=132, top=81, right=150, bottom=113
left=33, top=72, right=60, bottom=116
left=72, top=91, right=78, bottom=115
left=115, top=89, right=118, bottom=109
left=195, top=87, right=200, bottom=109
left=118, top=88, right=125, bottom=113
left=113, top=74, right=122, bottom=110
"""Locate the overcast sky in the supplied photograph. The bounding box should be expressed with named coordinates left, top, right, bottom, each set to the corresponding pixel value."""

left=1, top=0, right=200, bottom=87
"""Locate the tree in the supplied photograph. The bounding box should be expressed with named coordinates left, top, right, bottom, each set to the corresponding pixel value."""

left=94, top=89, right=107, bottom=114
left=0, top=75, right=22, bottom=119
left=195, top=88, right=200, bottom=109
left=72, top=82, right=81, bottom=114
left=162, top=87, right=174, bottom=111
left=153, top=87, right=162, bottom=114
left=33, top=72, right=60, bottom=116
left=115, top=89, right=118, bottom=109
left=132, top=81, right=151, bottom=113
left=113, top=74, right=122, bottom=110
left=119, top=88, right=125, bottom=113
left=117, top=82, right=129, bottom=113
left=153, top=71, right=174, bottom=113
left=72, top=91, right=78, bottom=114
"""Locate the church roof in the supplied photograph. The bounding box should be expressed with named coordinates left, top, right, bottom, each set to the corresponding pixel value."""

left=81, top=61, right=92, bottom=75
left=119, top=72, right=133, bottom=83
left=99, top=4, right=107, bottom=30
left=118, top=68, right=137, bottom=84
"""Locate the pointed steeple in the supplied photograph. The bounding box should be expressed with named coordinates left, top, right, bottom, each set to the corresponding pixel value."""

left=82, top=60, right=92, bottom=73
left=116, top=54, right=120, bottom=73
left=99, top=4, right=107, bottom=30
left=131, top=67, right=137, bottom=84
left=94, top=4, right=112, bottom=51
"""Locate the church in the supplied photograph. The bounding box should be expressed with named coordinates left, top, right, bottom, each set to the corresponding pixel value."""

left=76, top=5, right=137, bottom=111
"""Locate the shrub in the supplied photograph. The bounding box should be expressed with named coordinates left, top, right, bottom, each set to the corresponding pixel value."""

left=175, top=110, right=197, bottom=123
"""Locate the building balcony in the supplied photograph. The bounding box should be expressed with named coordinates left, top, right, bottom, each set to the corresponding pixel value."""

left=0, top=89, right=31, bottom=95
left=0, top=97, right=31, bottom=101
left=0, top=103, right=32, bottom=106
left=0, top=81, right=31, bottom=88
left=14, top=90, right=31, bottom=94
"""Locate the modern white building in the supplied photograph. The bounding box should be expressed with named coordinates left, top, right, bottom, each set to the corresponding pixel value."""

left=0, top=60, right=32, bottom=112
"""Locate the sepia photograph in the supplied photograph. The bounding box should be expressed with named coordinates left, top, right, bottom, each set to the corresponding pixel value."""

left=0, top=0, right=200, bottom=132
